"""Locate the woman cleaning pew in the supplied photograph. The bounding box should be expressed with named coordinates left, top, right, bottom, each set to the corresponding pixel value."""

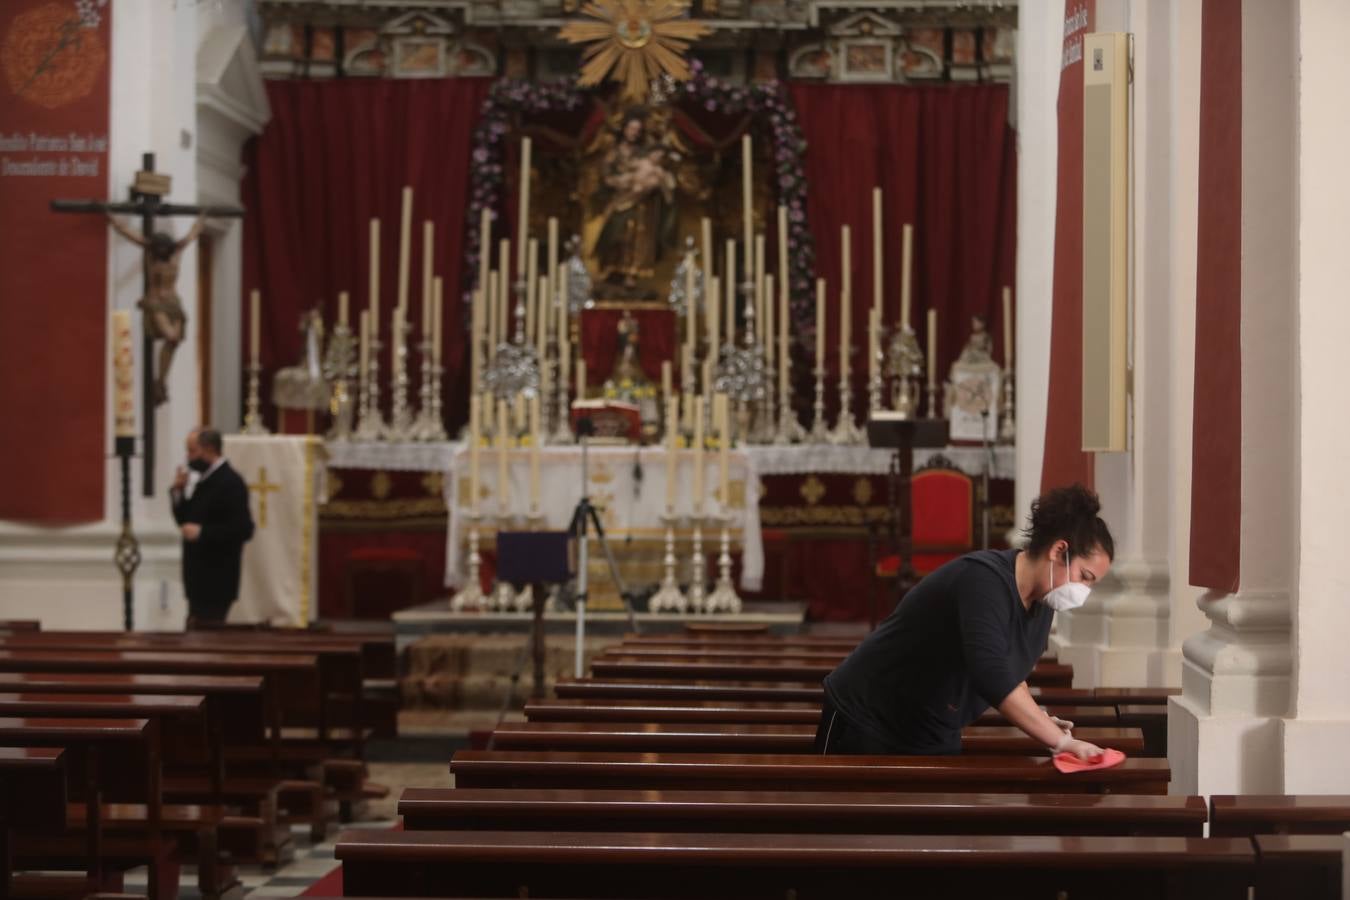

left=817, top=484, right=1114, bottom=762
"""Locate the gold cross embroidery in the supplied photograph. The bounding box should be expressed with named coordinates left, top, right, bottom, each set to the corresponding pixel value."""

left=248, top=466, right=282, bottom=528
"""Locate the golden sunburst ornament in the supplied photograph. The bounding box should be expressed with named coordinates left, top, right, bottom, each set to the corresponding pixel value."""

left=559, top=0, right=711, bottom=100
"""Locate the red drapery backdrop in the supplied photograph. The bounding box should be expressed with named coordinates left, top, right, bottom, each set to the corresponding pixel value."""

left=241, top=77, right=492, bottom=430
left=788, top=82, right=1017, bottom=419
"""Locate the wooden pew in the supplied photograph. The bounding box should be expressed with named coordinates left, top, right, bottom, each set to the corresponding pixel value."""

left=450, top=750, right=1171, bottom=794
left=0, top=717, right=173, bottom=900
left=334, top=829, right=1254, bottom=899
left=589, top=657, right=1077, bottom=688
left=485, top=721, right=1146, bottom=756
left=523, top=698, right=1119, bottom=728
left=399, top=787, right=1207, bottom=837
left=1252, top=834, right=1343, bottom=900
left=0, top=747, right=69, bottom=898
left=1208, top=795, right=1350, bottom=836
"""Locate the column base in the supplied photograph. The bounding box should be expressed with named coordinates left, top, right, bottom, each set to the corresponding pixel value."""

left=1167, top=693, right=1284, bottom=795
left=1047, top=559, right=1174, bottom=687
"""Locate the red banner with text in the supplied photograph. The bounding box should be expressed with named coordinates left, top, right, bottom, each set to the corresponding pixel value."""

left=0, top=0, right=111, bottom=524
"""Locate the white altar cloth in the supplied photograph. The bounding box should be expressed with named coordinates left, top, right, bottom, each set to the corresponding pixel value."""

left=744, top=444, right=1015, bottom=479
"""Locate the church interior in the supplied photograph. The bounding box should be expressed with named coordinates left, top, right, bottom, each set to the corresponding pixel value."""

left=0, top=0, right=1347, bottom=897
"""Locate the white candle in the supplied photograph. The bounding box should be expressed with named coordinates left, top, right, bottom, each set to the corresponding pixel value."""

left=841, top=224, right=852, bottom=303
left=528, top=394, right=540, bottom=511
left=839, top=290, right=851, bottom=380
left=900, top=223, right=914, bottom=329
left=873, top=190, right=885, bottom=324
left=1002, top=285, right=1013, bottom=369
left=692, top=395, right=705, bottom=514
left=717, top=393, right=730, bottom=509
left=665, top=396, right=678, bottom=511
left=725, top=242, right=736, bottom=347
left=708, top=275, right=720, bottom=355
left=927, top=307, right=938, bottom=388
left=779, top=272, right=790, bottom=405
left=702, top=359, right=714, bottom=400
left=486, top=272, right=498, bottom=362
left=497, top=399, right=510, bottom=512
left=537, top=275, right=549, bottom=365
left=547, top=216, right=559, bottom=296
left=471, top=287, right=484, bottom=393
left=397, top=186, right=413, bottom=316
left=517, top=137, right=532, bottom=279
left=685, top=247, right=697, bottom=353
left=469, top=395, right=481, bottom=516
left=433, top=277, right=444, bottom=365
left=359, top=310, right=370, bottom=388
left=525, top=239, right=538, bottom=346
left=558, top=265, right=570, bottom=402
left=338, top=291, right=349, bottom=328
left=391, top=304, right=403, bottom=372
left=111, top=310, right=135, bottom=438
left=868, top=307, right=880, bottom=382
left=422, top=219, right=434, bottom=335
left=765, top=274, right=775, bottom=368
left=741, top=134, right=753, bottom=272
left=249, top=289, right=260, bottom=365
left=498, top=239, right=511, bottom=340
left=815, top=278, right=826, bottom=372
left=661, top=360, right=672, bottom=402
left=369, top=219, right=381, bottom=339
left=754, top=234, right=766, bottom=349
left=478, top=207, right=491, bottom=297
left=701, top=217, right=714, bottom=344
left=576, top=358, right=586, bottom=401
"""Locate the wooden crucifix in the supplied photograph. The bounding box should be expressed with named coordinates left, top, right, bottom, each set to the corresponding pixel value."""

left=51, top=153, right=244, bottom=496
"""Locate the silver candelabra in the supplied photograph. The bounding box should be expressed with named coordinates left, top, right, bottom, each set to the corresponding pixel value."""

left=450, top=515, right=488, bottom=610
left=353, top=335, right=386, bottom=440
left=241, top=361, right=269, bottom=435
left=685, top=514, right=707, bottom=613
left=648, top=512, right=687, bottom=613
left=703, top=514, right=741, bottom=614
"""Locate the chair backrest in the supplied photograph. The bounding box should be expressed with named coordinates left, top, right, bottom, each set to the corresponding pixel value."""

left=911, top=460, right=975, bottom=572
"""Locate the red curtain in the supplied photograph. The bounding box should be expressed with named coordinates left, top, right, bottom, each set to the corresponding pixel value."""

left=788, top=83, right=1017, bottom=419
left=579, top=308, right=677, bottom=385
left=241, top=78, right=492, bottom=430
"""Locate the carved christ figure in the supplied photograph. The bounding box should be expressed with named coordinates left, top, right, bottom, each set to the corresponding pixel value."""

left=106, top=213, right=206, bottom=405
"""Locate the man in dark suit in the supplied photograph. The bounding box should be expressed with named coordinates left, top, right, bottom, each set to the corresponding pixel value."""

left=170, top=427, right=254, bottom=625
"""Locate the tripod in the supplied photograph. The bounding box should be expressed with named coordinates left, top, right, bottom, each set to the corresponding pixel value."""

left=569, top=420, right=639, bottom=677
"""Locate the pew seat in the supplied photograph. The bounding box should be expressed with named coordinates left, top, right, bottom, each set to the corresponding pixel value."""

left=335, top=829, right=1254, bottom=899
left=1209, top=794, right=1350, bottom=835
left=1251, top=834, right=1343, bottom=900
left=399, top=787, right=1206, bottom=836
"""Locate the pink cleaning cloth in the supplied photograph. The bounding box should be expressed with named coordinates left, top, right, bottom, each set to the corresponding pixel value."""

left=1052, top=747, right=1126, bottom=773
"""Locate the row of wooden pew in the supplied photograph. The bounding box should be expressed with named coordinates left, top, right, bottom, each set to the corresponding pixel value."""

left=336, top=629, right=1346, bottom=899
left=0, top=621, right=396, bottom=900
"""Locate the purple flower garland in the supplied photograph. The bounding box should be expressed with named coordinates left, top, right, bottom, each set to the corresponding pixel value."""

left=460, top=61, right=818, bottom=350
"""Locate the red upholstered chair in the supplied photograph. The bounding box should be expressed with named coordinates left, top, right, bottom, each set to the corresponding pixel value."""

left=875, top=457, right=977, bottom=583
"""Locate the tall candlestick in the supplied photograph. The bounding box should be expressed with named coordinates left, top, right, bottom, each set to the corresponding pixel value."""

left=486, top=272, right=498, bottom=361
left=537, top=275, right=549, bottom=365
left=702, top=359, right=714, bottom=398
left=900, top=223, right=914, bottom=329
left=517, top=137, right=532, bottom=277
left=777, top=204, right=788, bottom=290
left=471, top=287, right=484, bottom=393
left=1002, top=285, right=1013, bottom=369
left=391, top=304, right=403, bottom=373
left=841, top=224, right=852, bottom=305
left=665, top=396, right=678, bottom=510
left=701, top=217, right=714, bottom=343
left=716, top=393, right=730, bottom=506
left=778, top=272, right=789, bottom=405
left=815, top=278, right=826, bottom=367
left=528, top=394, right=540, bottom=511
left=547, top=216, right=559, bottom=295
left=872, top=187, right=883, bottom=318
left=868, top=307, right=879, bottom=382
left=397, top=187, right=413, bottom=316
left=525, top=238, right=538, bottom=345
left=433, top=277, right=444, bottom=364
left=498, top=239, right=511, bottom=341
left=359, top=310, right=370, bottom=388
left=692, top=395, right=705, bottom=513
left=249, top=289, right=260, bottom=365
left=576, top=358, right=586, bottom=401
left=754, top=234, right=766, bottom=344
left=927, top=307, right=938, bottom=388
left=724, top=242, right=736, bottom=347
left=765, top=274, right=775, bottom=368
left=661, top=359, right=672, bottom=402
left=368, top=219, right=381, bottom=338
left=741, top=134, right=753, bottom=272
left=468, top=395, right=482, bottom=515
left=838, top=286, right=850, bottom=381
left=422, top=219, right=434, bottom=335
left=111, top=310, right=135, bottom=438
left=338, top=291, right=349, bottom=327
left=496, top=399, right=510, bottom=513
left=708, top=275, right=720, bottom=356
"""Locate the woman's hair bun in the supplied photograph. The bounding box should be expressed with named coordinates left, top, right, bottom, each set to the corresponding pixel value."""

left=1023, top=484, right=1113, bottom=560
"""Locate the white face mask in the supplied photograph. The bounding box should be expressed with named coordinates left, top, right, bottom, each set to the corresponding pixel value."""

left=1042, top=553, right=1091, bottom=612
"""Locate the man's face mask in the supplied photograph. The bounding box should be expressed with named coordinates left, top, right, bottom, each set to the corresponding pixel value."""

left=1042, top=552, right=1091, bottom=612
left=187, top=457, right=210, bottom=474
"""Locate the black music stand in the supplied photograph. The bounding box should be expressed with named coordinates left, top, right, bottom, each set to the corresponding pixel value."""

left=866, top=414, right=950, bottom=627
left=493, top=531, right=570, bottom=729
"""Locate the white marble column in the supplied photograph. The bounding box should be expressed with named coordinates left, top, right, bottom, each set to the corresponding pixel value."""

left=1168, top=0, right=1297, bottom=796
left=1277, top=0, right=1350, bottom=794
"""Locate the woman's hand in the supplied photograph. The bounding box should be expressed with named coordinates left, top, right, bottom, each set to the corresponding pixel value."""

left=1054, top=734, right=1105, bottom=760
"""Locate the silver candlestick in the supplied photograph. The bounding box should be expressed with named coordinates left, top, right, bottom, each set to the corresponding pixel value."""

left=927, top=381, right=940, bottom=419
left=886, top=325, right=924, bottom=419
left=685, top=514, right=707, bottom=613
left=999, top=368, right=1016, bottom=443
left=648, top=512, right=687, bottom=613
left=323, top=322, right=357, bottom=441
left=353, top=336, right=386, bottom=440
left=411, top=336, right=435, bottom=441
left=828, top=376, right=863, bottom=445
left=388, top=317, right=414, bottom=439
left=809, top=366, right=828, bottom=442
left=425, top=358, right=448, bottom=442
left=451, top=516, right=488, bottom=611
left=241, top=361, right=269, bottom=435
left=703, top=514, right=741, bottom=614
